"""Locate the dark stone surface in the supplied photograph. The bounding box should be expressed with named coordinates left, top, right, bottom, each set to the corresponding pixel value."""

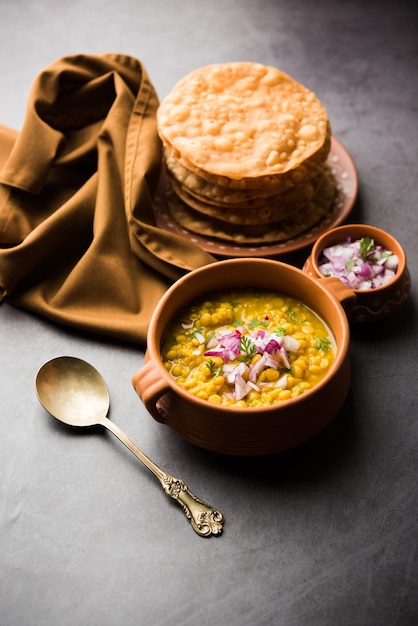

left=1, top=1, right=417, bottom=624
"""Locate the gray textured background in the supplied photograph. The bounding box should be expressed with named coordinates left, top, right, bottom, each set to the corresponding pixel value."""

left=1, top=1, right=417, bottom=624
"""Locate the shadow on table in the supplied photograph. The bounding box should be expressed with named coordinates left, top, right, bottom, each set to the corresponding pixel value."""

left=165, top=390, right=358, bottom=491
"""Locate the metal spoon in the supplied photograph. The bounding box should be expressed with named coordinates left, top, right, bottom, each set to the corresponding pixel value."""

left=35, top=356, right=224, bottom=537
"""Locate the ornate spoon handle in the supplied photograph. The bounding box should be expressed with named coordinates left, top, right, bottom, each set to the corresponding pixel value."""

left=102, top=417, right=224, bottom=537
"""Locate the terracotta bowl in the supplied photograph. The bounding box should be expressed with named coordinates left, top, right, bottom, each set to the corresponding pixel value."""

left=132, top=258, right=355, bottom=456
left=303, top=224, right=411, bottom=324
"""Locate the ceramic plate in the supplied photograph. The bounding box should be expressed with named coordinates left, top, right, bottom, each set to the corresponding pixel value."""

left=153, top=137, right=358, bottom=257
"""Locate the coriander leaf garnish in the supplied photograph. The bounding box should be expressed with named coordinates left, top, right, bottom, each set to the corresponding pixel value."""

left=239, top=335, right=257, bottom=358
left=205, top=359, right=223, bottom=377
left=248, top=319, right=269, bottom=329
left=286, top=308, right=297, bottom=323
left=206, top=358, right=216, bottom=372
left=316, top=337, right=331, bottom=352
left=274, top=327, right=286, bottom=336
left=359, top=236, right=377, bottom=262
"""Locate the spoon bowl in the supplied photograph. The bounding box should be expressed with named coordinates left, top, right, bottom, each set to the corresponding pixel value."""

left=36, top=356, right=110, bottom=427
left=35, top=356, right=224, bottom=537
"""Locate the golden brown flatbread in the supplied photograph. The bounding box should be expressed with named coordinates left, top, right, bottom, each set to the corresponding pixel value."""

left=167, top=170, right=336, bottom=244
left=158, top=62, right=330, bottom=182
left=168, top=173, right=325, bottom=225
left=157, top=62, right=335, bottom=247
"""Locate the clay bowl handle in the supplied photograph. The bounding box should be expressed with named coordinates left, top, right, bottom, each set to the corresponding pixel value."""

left=132, top=358, right=170, bottom=424
left=320, top=276, right=357, bottom=315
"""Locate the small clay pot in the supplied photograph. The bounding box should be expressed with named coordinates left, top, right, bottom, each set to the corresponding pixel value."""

left=303, top=224, right=411, bottom=324
left=132, top=258, right=356, bottom=456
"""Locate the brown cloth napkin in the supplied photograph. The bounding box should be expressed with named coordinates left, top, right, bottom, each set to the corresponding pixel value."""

left=0, top=53, right=215, bottom=344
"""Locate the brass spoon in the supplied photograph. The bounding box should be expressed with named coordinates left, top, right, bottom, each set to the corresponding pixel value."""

left=35, top=356, right=224, bottom=537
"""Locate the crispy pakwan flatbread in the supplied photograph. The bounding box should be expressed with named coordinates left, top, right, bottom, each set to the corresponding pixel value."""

left=167, top=170, right=336, bottom=244
left=158, top=62, right=330, bottom=183
left=168, top=172, right=325, bottom=225
left=157, top=62, right=336, bottom=246
left=163, top=143, right=328, bottom=197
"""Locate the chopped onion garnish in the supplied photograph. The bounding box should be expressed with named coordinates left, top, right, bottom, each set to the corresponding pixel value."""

left=204, top=326, right=300, bottom=401
left=276, top=374, right=288, bottom=389
left=282, top=335, right=301, bottom=352
left=234, top=374, right=253, bottom=401
left=318, top=236, right=398, bottom=290
left=194, top=331, right=205, bottom=344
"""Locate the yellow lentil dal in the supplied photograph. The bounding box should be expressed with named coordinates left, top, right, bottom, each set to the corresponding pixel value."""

left=162, top=289, right=335, bottom=407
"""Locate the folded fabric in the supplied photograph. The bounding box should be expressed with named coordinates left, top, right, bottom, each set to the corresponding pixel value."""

left=0, top=53, right=215, bottom=344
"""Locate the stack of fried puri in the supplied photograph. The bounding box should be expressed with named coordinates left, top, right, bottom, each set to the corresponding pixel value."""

left=157, top=62, right=335, bottom=244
